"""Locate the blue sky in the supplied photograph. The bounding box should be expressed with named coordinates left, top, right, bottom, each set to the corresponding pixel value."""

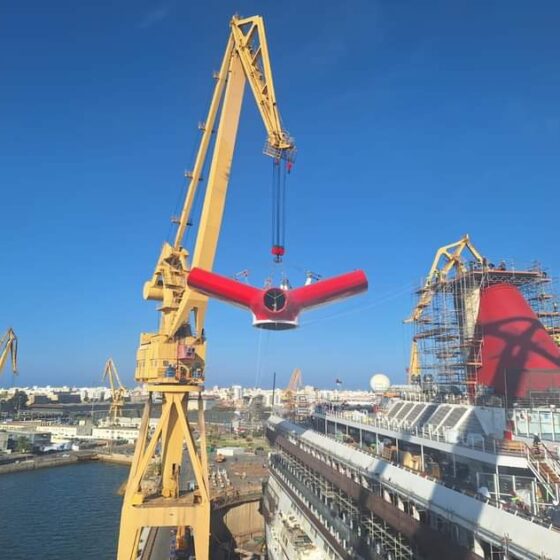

left=2, top=1, right=560, bottom=390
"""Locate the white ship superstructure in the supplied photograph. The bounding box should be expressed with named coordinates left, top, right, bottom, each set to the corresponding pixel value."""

left=264, top=410, right=560, bottom=559
left=264, top=475, right=326, bottom=560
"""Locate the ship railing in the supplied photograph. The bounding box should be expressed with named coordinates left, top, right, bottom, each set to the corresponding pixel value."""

left=302, top=426, right=560, bottom=532
left=526, top=443, right=560, bottom=502
left=320, top=411, right=526, bottom=457
left=541, top=442, right=560, bottom=476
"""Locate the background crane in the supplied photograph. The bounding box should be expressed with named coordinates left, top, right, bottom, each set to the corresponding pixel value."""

left=0, top=328, right=17, bottom=378
left=118, top=14, right=295, bottom=560
left=405, top=234, right=484, bottom=324
left=282, top=367, right=302, bottom=418
left=102, top=358, right=126, bottom=424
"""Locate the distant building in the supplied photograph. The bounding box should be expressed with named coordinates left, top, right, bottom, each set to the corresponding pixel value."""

left=53, top=392, right=81, bottom=404
left=5, top=430, right=51, bottom=451
left=91, top=427, right=138, bottom=444
left=27, top=395, right=51, bottom=405
left=36, top=424, right=91, bottom=439
left=231, top=385, right=243, bottom=401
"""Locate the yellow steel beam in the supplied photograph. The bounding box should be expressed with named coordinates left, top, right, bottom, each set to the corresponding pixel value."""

left=231, top=15, right=294, bottom=155
left=168, top=51, right=246, bottom=339
left=172, top=37, right=234, bottom=251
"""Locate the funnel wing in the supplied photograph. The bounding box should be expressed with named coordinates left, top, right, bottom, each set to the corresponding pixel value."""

left=291, top=270, right=368, bottom=311
left=187, top=268, right=260, bottom=309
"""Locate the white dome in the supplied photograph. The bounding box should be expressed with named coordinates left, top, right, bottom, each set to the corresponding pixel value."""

left=370, top=373, right=391, bottom=392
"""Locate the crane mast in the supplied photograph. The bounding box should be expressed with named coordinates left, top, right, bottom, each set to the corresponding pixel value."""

left=118, top=15, right=294, bottom=560
left=102, top=358, right=126, bottom=424
left=0, top=328, right=17, bottom=377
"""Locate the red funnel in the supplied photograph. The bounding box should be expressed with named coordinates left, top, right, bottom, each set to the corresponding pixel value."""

left=187, top=268, right=368, bottom=330
left=476, top=283, right=560, bottom=398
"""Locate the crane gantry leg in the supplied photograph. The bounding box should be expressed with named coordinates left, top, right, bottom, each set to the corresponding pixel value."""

left=117, top=387, right=210, bottom=560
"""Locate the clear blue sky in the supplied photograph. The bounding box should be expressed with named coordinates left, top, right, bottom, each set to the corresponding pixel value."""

left=2, top=1, right=559, bottom=390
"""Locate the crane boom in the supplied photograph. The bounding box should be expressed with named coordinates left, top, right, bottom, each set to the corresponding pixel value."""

left=230, top=16, right=294, bottom=155
left=171, top=16, right=293, bottom=252
left=118, top=15, right=295, bottom=560
left=286, top=367, right=302, bottom=392
left=0, top=328, right=17, bottom=376
left=405, top=234, right=484, bottom=324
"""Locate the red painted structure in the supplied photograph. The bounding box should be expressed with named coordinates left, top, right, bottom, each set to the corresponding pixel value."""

left=476, top=283, right=560, bottom=398
left=187, top=268, right=368, bottom=330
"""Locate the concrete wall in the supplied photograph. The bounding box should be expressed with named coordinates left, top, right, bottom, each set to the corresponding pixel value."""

left=222, top=500, right=263, bottom=543
left=0, top=454, right=79, bottom=474
left=211, top=498, right=264, bottom=558
left=97, top=453, right=132, bottom=465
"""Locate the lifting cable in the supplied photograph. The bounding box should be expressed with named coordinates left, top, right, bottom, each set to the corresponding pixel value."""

left=271, top=156, right=292, bottom=263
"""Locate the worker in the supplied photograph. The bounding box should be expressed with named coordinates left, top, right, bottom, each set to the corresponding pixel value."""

left=550, top=501, right=560, bottom=527
left=533, top=433, right=542, bottom=454
left=477, top=486, right=491, bottom=500
left=511, top=492, right=522, bottom=508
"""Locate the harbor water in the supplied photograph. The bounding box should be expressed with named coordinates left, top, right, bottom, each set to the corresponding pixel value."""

left=0, top=462, right=128, bottom=560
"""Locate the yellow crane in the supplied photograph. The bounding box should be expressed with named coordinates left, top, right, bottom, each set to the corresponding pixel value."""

left=405, top=234, right=484, bottom=324
left=407, top=338, right=420, bottom=384
left=282, top=367, right=302, bottom=418
left=102, top=358, right=126, bottom=424
left=404, top=235, right=485, bottom=383
left=118, top=14, right=295, bottom=559
left=0, top=328, right=17, bottom=377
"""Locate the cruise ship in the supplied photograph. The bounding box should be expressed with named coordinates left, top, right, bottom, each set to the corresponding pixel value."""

left=263, top=237, right=560, bottom=560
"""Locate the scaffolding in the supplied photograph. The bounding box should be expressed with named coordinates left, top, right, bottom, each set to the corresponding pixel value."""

left=413, top=267, right=484, bottom=395
left=270, top=449, right=414, bottom=559
left=408, top=237, right=560, bottom=402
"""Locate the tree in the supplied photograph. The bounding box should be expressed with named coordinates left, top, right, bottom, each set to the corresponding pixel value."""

left=13, top=391, right=28, bottom=411
left=15, top=436, right=31, bottom=453
left=1, top=391, right=28, bottom=415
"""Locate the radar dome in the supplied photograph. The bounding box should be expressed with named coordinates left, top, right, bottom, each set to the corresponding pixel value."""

left=370, top=373, right=390, bottom=392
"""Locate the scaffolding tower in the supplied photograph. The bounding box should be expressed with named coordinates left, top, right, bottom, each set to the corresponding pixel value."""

left=407, top=236, right=560, bottom=402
